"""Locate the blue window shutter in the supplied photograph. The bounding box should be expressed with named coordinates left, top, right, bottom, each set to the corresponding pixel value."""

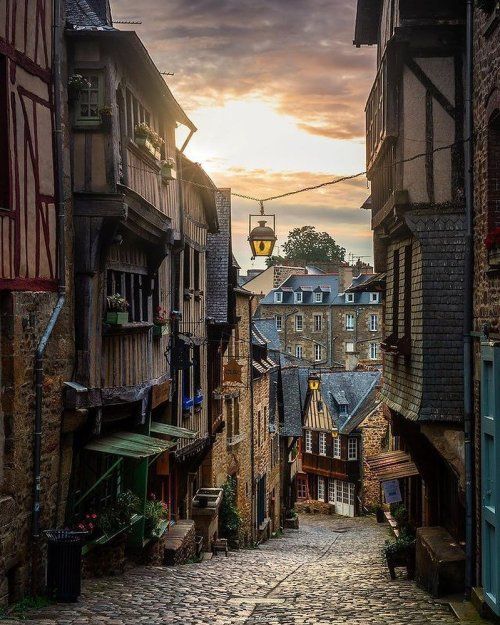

left=481, top=343, right=500, bottom=616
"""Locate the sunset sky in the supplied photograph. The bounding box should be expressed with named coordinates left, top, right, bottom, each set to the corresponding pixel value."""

left=114, top=0, right=376, bottom=270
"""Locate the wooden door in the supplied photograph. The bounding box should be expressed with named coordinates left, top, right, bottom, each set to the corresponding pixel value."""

left=481, top=343, right=500, bottom=616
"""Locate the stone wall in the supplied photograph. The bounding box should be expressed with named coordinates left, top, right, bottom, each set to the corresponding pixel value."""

left=0, top=291, right=74, bottom=603
left=359, top=402, right=389, bottom=510
left=472, top=3, right=500, bottom=587
left=332, top=303, right=383, bottom=368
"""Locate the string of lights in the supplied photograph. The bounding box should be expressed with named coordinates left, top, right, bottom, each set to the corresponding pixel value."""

left=124, top=129, right=482, bottom=209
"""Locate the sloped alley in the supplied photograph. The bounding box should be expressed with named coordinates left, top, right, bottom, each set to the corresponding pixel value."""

left=10, top=515, right=475, bottom=625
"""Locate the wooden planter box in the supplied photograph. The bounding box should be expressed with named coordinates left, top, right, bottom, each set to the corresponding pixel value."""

left=134, top=133, right=161, bottom=160
left=386, top=548, right=415, bottom=580
left=161, top=163, right=176, bottom=182
left=153, top=323, right=168, bottom=337
left=106, top=311, right=129, bottom=325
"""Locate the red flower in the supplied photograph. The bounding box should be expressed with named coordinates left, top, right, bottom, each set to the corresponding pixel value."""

left=485, top=227, right=500, bottom=250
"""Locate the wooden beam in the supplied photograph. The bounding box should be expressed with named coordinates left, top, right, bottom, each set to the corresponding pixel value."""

left=405, top=57, right=456, bottom=119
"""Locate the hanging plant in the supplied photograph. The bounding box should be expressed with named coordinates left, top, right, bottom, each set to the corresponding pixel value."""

left=68, top=74, right=91, bottom=103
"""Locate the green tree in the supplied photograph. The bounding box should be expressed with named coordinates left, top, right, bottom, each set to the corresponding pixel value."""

left=270, top=226, right=345, bottom=265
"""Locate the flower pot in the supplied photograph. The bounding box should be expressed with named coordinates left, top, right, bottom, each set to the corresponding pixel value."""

left=161, top=163, right=176, bottom=182
left=106, top=311, right=129, bottom=325
left=134, top=133, right=161, bottom=160
left=153, top=323, right=168, bottom=338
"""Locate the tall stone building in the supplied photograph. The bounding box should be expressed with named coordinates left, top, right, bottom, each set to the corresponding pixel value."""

left=259, top=273, right=383, bottom=369
left=354, top=0, right=467, bottom=590
left=471, top=1, right=500, bottom=616
left=0, top=0, right=74, bottom=602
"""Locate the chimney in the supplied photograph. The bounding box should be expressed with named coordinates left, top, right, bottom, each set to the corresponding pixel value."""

left=339, top=265, right=353, bottom=292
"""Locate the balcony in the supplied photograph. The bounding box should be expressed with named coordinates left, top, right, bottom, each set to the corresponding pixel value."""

left=365, top=55, right=397, bottom=173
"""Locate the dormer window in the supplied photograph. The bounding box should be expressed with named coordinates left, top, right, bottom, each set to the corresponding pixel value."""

left=339, top=403, right=349, bottom=416
left=369, top=292, right=379, bottom=303
left=345, top=293, right=355, bottom=303
left=294, top=291, right=303, bottom=303
left=314, top=292, right=323, bottom=303
left=274, top=291, right=283, bottom=303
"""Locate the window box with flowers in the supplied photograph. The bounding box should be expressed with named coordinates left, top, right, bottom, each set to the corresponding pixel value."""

left=105, top=294, right=129, bottom=325
left=153, top=306, right=169, bottom=338
left=485, top=228, right=500, bottom=269
left=134, top=123, right=164, bottom=160
left=67, top=73, right=91, bottom=104
left=161, top=157, right=176, bottom=183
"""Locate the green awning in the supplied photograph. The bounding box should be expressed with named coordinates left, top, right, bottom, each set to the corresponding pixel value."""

left=150, top=421, right=197, bottom=439
left=85, top=432, right=176, bottom=459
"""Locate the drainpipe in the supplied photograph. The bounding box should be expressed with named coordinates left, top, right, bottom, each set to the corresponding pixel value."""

left=463, top=0, right=474, bottom=599
left=248, top=295, right=256, bottom=540
left=33, top=0, right=66, bottom=538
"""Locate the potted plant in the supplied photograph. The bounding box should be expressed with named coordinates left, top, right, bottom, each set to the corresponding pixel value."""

left=153, top=306, right=169, bottom=337
left=144, top=496, right=168, bottom=538
left=97, top=490, right=141, bottom=538
left=134, top=122, right=164, bottom=160
left=106, top=293, right=129, bottom=325
left=99, top=106, right=113, bottom=131
left=383, top=530, right=416, bottom=580
left=68, top=74, right=90, bottom=103
left=485, top=227, right=500, bottom=268
left=161, top=157, right=176, bottom=182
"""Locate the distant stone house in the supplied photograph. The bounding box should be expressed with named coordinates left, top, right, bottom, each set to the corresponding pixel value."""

left=258, top=273, right=383, bottom=369
left=296, top=371, right=383, bottom=517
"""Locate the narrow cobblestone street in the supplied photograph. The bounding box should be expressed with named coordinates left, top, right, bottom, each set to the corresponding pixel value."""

left=13, top=515, right=470, bottom=625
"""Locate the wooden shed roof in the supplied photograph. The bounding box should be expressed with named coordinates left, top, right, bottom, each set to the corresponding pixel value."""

left=365, top=450, right=419, bottom=481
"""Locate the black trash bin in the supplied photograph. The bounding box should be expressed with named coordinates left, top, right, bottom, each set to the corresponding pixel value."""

left=45, top=530, right=86, bottom=602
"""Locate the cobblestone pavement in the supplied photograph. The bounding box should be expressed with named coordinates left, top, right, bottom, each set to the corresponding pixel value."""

left=14, top=515, right=470, bottom=624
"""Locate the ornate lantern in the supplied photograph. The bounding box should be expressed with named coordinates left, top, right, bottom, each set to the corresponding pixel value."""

left=308, top=371, right=321, bottom=392
left=248, top=201, right=277, bottom=258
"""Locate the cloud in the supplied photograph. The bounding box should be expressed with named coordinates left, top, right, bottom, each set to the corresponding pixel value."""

left=112, top=0, right=375, bottom=140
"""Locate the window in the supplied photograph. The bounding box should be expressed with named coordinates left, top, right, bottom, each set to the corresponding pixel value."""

left=314, top=314, right=322, bottom=332
left=304, top=429, right=312, bottom=453
left=315, top=292, right=323, bottom=303
left=295, top=344, right=303, bottom=359
left=348, top=437, right=358, bottom=460
left=314, top=343, right=322, bottom=362
left=75, top=72, right=103, bottom=125
left=106, top=269, right=152, bottom=322
left=0, top=56, right=9, bottom=209
left=297, top=478, right=307, bottom=500
left=317, top=476, right=325, bottom=501
left=339, top=403, right=348, bottom=416
left=370, top=314, right=378, bottom=332
left=345, top=314, right=355, bottom=331
left=369, top=342, right=379, bottom=360
left=274, top=291, right=283, bottom=303
left=333, top=436, right=341, bottom=459
left=345, top=293, right=355, bottom=303
left=295, top=315, right=303, bottom=331
left=294, top=291, right=303, bottom=303
left=183, top=244, right=191, bottom=289
left=275, top=315, right=283, bottom=331
left=319, top=433, right=327, bottom=456
left=346, top=342, right=355, bottom=353
left=328, top=478, right=335, bottom=504
left=369, top=292, right=379, bottom=303
left=193, top=249, right=200, bottom=291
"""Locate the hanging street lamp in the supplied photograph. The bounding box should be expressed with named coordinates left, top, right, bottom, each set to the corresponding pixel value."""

left=308, top=371, right=321, bottom=392
left=248, top=201, right=277, bottom=258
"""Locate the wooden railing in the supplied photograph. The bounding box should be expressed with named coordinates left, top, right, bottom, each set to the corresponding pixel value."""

left=302, top=453, right=360, bottom=481
left=101, top=325, right=152, bottom=388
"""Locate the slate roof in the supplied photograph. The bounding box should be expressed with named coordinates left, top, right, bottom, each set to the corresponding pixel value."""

left=260, top=274, right=340, bottom=306
left=346, top=273, right=386, bottom=293
left=280, top=367, right=309, bottom=437
left=252, top=318, right=281, bottom=353
left=66, top=0, right=114, bottom=29
left=319, top=370, right=381, bottom=434
left=206, top=191, right=231, bottom=323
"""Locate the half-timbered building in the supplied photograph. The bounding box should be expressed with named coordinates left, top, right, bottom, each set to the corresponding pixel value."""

left=296, top=371, right=381, bottom=517
left=0, top=0, right=74, bottom=603
left=354, top=0, right=470, bottom=593
left=63, top=0, right=210, bottom=555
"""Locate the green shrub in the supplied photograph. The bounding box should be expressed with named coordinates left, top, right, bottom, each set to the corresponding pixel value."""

left=98, top=490, right=141, bottom=536
left=144, top=498, right=168, bottom=536
left=219, top=477, right=242, bottom=547
left=382, top=531, right=416, bottom=558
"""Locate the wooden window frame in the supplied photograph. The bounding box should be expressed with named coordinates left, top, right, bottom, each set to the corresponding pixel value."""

left=74, top=70, right=104, bottom=127
left=295, top=315, right=303, bottom=331
left=315, top=292, right=323, bottom=303
left=369, top=342, right=379, bottom=360
left=314, top=343, right=322, bottom=362
left=317, top=476, right=325, bottom=502
left=319, top=432, right=327, bottom=456
left=305, top=429, right=313, bottom=453
left=274, top=291, right=283, bottom=303
left=275, top=315, right=283, bottom=331
left=294, top=291, right=303, bottom=304
left=295, top=344, right=303, bottom=359
left=345, top=313, right=355, bottom=331
left=314, top=314, right=322, bottom=332
left=370, top=314, right=378, bottom=332
left=348, top=437, right=358, bottom=461
left=333, top=436, right=341, bottom=459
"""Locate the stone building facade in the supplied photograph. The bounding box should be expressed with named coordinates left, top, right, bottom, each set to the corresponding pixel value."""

left=471, top=1, right=500, bottom=614
left=259, top=273, right=383, bottom=369
left=358, top=403, right=390, bottom=510
left=0, top=1, right=74, bottom=603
